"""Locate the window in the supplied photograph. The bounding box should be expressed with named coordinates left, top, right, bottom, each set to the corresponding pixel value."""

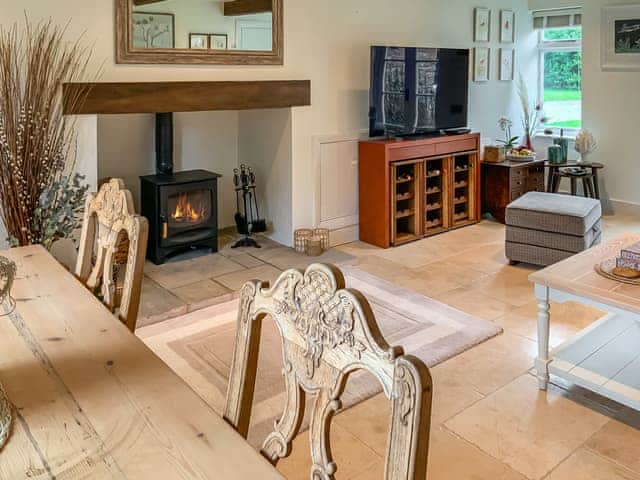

left=536, top=13, right=583, bottom=134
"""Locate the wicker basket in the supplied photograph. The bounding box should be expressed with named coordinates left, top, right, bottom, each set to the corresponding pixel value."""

left=305, top=236, right=323, bottom=257
left=294, top=229, right=313, bottom=254
left=294, top=228, right=331, bottom=256
left=313, top=228, right=330, bottom=251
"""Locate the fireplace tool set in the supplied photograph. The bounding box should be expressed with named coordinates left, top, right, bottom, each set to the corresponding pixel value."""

left=233, top=165, right=267, bottom=249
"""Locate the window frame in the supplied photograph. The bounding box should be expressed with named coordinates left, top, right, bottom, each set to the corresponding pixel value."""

left=537, top=28, right=583, bottom=136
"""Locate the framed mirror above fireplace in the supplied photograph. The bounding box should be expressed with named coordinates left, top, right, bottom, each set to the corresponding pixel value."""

left=115, top=0, right=283, bottom=65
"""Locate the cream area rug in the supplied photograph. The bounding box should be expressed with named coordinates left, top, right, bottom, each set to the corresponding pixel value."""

left=138, top=266, right=502, bottom=446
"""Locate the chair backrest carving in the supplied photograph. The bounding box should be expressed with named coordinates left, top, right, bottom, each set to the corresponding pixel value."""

left=224, top=263, right=432, bottom=480
left=75, top=178, right=149, bottom=332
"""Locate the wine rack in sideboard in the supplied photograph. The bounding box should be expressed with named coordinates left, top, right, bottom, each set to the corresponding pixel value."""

left=359, top=133, right=481, bottom=248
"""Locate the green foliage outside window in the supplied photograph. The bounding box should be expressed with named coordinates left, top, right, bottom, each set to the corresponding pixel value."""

left=544, top=51, right=582, bottom=90
left=543, top=27, right=582, bottom=41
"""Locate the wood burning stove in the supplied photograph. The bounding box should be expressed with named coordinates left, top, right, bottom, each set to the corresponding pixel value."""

left=140, top=113, right=222, bottom=265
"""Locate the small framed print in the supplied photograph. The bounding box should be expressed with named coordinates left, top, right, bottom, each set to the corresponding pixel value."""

left=209, top=34, right=228, bottom=50
left=602, top=5, right=640, bottom=71
left=500, top=10, right=515, bottom=43
left=132, top=12, right=175, bottom=49
left=499, top=48, right=515, bottom=81
left=189, top=33, right=209, bottom=50
left=474, top=8, right=491, bottom=42
left=474, top=47, right=490, bottom=82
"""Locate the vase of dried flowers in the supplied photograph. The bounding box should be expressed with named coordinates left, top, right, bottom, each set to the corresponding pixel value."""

left=516, top=74, right=549, bottom=152
left=0, top=19, right=93, bottom=250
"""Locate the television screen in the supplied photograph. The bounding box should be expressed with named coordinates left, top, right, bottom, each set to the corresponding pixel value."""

left=369, top=47, right=469, bottom=137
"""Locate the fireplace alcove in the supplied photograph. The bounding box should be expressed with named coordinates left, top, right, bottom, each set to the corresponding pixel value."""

left=64, top=80, right=311, bottom=263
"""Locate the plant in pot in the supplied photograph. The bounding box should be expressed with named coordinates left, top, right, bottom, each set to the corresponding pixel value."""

left=497, top=117, right=519, bottom=149
left=0, top=19, right=94, bottom=251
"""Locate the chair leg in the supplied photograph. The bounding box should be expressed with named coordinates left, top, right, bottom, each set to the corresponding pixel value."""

left=570, top=177, right=577, bottom=196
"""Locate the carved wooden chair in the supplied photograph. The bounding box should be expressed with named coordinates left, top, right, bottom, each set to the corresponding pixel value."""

left=75, top=178, right=149, bottom=332
left=224, top=264, right=433, bottom=480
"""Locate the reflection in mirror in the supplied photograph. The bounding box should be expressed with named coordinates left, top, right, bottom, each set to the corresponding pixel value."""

left=131, top=0, right=273, bottom=52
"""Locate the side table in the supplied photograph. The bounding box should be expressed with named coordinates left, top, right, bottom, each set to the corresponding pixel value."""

left=545, top=161, right=604, bottom=199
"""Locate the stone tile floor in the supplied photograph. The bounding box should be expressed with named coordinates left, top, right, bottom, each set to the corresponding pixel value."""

left=138, top=231, right=356, bottom=327
left=137, top=213, right=640, bottom=479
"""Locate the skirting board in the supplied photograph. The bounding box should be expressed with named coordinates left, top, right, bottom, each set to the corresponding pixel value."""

left=610, top=198, right=640, bottom=216
left=330, top=225, right=359, bottom=247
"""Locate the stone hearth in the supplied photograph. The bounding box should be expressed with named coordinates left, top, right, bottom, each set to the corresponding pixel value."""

left=137, top=232, right=356, bottom=327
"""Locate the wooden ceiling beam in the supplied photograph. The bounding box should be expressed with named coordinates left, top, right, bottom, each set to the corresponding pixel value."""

left=224, top=0, right=273, bottom=16
left=62, top=80, right=311, bottom=115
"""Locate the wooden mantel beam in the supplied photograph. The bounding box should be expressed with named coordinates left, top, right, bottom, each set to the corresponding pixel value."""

left=62, top=80, right=311, bottom=115
left=224, top=0, right=273, bottom=16
left=133, top=0, right=167, bottom=5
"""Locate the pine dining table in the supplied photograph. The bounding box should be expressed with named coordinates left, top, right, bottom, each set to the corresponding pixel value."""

left=0, top=245, right=284, bottom=480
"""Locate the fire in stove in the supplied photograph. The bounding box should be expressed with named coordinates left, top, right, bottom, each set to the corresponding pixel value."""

left=170, top=192, right=208, bottom=223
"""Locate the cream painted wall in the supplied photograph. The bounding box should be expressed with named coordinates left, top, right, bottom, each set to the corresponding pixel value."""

left=288, top=0, right=535, bottom=232
left=530, top=0, right=640, bottom=209
left=238, top=109, right=293, bottom=245
left=1, top=0, right=534, bottom=249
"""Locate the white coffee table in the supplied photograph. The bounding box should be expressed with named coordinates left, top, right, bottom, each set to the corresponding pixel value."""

left=529, top=234, right=640, bottom=411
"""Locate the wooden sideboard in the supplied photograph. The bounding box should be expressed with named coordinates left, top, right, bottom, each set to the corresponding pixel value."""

left=481, top=159, right=545, bottom=223
left=359, top=133, right=481, bottom=248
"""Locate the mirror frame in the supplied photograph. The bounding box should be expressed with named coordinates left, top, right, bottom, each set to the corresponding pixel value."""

left=115, top=0, right=283, bottom=65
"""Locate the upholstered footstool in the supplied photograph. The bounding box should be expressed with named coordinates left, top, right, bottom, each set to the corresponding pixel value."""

left=505, top=192, right=602, bottom=267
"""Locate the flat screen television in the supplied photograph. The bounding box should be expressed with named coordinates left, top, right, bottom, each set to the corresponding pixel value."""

left=369, top=46, right=469, bottom=137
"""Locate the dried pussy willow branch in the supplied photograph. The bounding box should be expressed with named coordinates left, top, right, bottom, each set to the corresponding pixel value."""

left=0, top=18, right=94, bottom=246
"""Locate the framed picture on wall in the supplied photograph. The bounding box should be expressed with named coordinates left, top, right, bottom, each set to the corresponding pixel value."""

left=602, top=4, right=640, bottom=71
left=500, top=10, right=515, bottom=43
left=189, top=33, right=209, bottom=50
left=474, top=8, right=491, bottom=42
left=499, top=48, right=515, bottom=80
left=210, top=34, right=228, bottom=50
left=474, top=47, right=490, bottom=81
left=132, top=12, right=175, bottom=49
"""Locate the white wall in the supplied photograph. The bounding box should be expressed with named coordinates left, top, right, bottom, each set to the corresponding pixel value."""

left=530, top=0, right=640, bottom=210
left=1, top=0, right=534, bottom=250
left=238, top=109, right=293, bottom=245
left=287, top=0, right=534, bottom=234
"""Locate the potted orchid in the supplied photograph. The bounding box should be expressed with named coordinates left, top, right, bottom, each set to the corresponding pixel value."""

left=497, top=117, right=519, bottom=149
